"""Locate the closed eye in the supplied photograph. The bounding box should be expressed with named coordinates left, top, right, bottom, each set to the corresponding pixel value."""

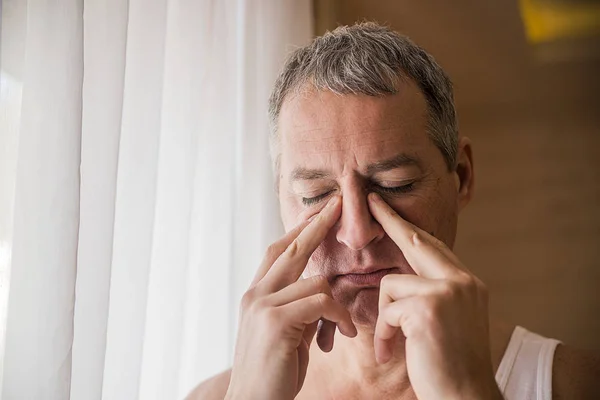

left=374, top=182, right=415, bottom=195
left=301, top=191, right=334, bottom=206
left=301, top=182, right=416, bottom=206
left=301, top=182, right=414, bottom=206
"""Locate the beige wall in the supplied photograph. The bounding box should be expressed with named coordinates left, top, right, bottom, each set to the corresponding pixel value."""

left=314, top=0, right=600, bottom=349
left=456, top=102, right=600, bottom=350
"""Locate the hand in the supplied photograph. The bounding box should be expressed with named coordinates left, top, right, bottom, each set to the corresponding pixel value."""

left=225, top=196, right=357, bottom=400
left=368, top=193, right=503, bottom=400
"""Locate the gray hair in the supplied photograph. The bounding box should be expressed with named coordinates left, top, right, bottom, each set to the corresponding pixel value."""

left=268, top=22, right=458, bottom=174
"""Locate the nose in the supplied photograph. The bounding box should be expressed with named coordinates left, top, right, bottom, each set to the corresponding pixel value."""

left=336, top=189, right=385, bottom=250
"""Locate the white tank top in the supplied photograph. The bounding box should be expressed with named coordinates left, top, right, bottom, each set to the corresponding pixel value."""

left=495, top=326, right=561, bottom=400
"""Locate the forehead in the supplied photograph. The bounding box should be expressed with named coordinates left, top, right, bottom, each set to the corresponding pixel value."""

left=278, top=80, right=431, bottom=175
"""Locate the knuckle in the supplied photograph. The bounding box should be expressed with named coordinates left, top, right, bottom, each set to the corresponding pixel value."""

left=380, top=274, right=393, bottom=288
left=314, top=293, right=330, bottom=310
left=241, top=290, right=269, bottom=316
left=455, top=270, right=471, bottom=282
left=311, top=275, right=329, bottom=292
left=409, top=230, right=424, bottom=247
left=460, top=274, right=479, bottom=295
left=240, top=289, right=256, bottom=311
left=286, top=239, right=301, bottom=258
left=264, top=243, right=281, bottom=261
left=451, top=271, right=475, bottom=291
left=439, top=281, right=458, bottom=298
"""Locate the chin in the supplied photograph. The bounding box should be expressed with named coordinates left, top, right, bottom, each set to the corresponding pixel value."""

left=336, top=287, right=380, bottom=331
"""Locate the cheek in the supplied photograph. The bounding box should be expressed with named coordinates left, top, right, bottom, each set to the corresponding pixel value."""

left=279, top=196, right=327, bottom=232
left=279, top=182, right=301, bottom=231
left=279, top=197, right=305, bottom=231
left=304, top=233, right=347, bottom=276
left=279, top=202, right=296, bottom=231
left=303, top=244, right=327, bottom=278
left=306, top=235, right=332, bottom=270
left=387, top=185, right=458, bottom=244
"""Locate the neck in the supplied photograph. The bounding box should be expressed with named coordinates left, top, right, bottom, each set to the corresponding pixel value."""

left=310, top=328, right=413, bottom=396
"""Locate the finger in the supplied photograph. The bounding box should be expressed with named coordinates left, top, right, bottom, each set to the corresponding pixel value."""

left=374, top=299, right=409, bottom=364
left=367, top=193, right=462, bottom=279
left=303, top=320, right=319, bottom=348
left=251, top=219, right=311, bottom=286
left=261, top=196, right=342, bottom=292
left=316, top=319, right=337, bottom=353
left=376, top=274, right=442, bottom=363
left=378, top=274, right=441, bottom=309
left=281, top=292, right=357, bottom=338
left=268, top=275, right=331, bottom=307
left=367, top=192, right=456, bottom=262
left=269, top=276, right=342, bottom=353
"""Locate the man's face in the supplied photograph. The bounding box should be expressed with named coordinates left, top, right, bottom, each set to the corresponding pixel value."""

left=277, top=80, right=470, bottom=329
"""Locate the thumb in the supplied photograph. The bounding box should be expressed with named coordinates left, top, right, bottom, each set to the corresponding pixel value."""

left=316, top=319, right=337, bottom=353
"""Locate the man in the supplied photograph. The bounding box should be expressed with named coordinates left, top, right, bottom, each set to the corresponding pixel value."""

left=190, top=23, right=599, bottom=399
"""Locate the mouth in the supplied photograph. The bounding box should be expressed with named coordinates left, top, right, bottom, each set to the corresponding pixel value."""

left=333, top=267, right=399, bottom=287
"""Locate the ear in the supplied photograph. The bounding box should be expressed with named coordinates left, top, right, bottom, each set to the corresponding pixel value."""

left=455, top=137, right=474, bottom=211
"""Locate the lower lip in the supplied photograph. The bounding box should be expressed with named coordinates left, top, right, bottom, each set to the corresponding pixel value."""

left=336, top=268, right=397, bottom=286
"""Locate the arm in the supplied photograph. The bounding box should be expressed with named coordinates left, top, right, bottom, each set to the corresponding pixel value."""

left=553, top=344, right=600, bottom=400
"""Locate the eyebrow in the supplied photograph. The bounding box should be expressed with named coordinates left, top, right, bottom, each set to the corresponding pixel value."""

left=290, top=153, right=420, bottom=182
left=291, top=168, right=332, bottom=182
left=365, top=153, right=420, bottom=175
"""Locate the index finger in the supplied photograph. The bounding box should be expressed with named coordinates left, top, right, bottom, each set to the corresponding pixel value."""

left=250, top=218, right=312, bottom=287
left=260, top=195, right=342, bottom=292
left=367, top=193, right=463, bottom=279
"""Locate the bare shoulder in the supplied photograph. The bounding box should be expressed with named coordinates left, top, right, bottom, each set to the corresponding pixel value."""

left=185, top=369, right=232, bottom=400
left=552, top=344, right=600, bottom=400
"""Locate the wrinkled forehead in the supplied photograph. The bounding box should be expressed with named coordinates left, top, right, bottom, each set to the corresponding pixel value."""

left=277, top=83, right=430, bottom=177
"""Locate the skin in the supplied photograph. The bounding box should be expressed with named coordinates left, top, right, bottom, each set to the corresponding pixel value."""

left=188, top=79, right=600, bottom=399
left=277, top=82, right=466, bottom=330
left=275, top=82, right=497, bottom=399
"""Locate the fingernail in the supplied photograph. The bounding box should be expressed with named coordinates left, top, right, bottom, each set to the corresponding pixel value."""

left=327, top=195, right=340, bottom=208
left=368, top=193, right=380, bottom=203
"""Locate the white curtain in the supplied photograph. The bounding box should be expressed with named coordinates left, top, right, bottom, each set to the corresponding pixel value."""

left=0, top=1, right=313, bottom=399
